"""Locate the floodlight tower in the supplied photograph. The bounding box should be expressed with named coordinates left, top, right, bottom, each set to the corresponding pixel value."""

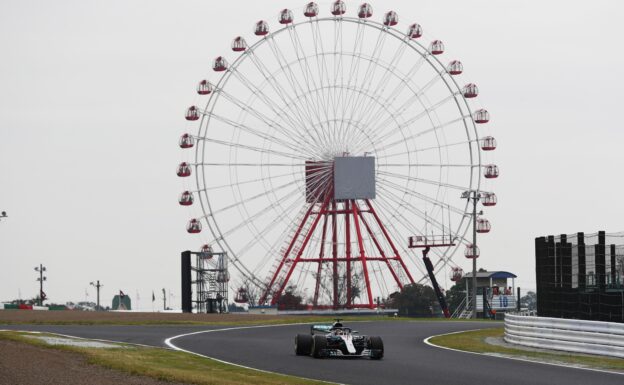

left=34, top=264, right=47, bottom=306
left=90, top=280, right=103, bottom=310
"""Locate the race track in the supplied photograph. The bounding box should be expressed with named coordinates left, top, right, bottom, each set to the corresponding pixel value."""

left=3, top=321, right=622, bottom=385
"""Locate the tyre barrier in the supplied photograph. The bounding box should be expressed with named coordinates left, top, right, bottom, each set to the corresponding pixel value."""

left=504, top=314, right=624, bottom=358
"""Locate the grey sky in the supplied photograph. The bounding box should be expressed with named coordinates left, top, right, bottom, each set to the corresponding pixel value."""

left=1, top=0, right=623, bottom=309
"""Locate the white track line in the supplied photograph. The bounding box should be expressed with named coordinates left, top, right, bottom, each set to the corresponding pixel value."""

left=164, top=323, right=341, bottom=385
left=0, top=329, right=163, bottom=349
left=423, top=329, right=624, bottom=377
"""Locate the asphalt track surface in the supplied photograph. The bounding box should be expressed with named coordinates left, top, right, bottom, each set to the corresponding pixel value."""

left=3, top=321, right=623, bottom=385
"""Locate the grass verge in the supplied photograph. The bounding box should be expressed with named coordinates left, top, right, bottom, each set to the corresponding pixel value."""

left=428, top=328, right=624, bottom=372
left=0, top=331, right=329, bottom=385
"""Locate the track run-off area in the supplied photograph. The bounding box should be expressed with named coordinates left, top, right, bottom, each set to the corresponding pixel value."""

left=3, top=320, right=623, bottom=385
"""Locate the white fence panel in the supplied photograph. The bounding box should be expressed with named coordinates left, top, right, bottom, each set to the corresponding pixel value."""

left=504, top=314, right=624, bottom=358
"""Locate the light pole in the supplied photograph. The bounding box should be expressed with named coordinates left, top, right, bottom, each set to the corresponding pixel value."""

left=90, top=280, right=103, bottom=310
left=34, top=264, right=47, bottom=306
left=461, top=190, right=482, bottom=319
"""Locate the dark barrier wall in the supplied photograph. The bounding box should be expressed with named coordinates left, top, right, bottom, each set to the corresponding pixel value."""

left=181, top=250, right=192, bottom=313
left=535, top=231, right=624, bottom=323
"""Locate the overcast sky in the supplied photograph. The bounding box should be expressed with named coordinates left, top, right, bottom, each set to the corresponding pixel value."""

left=1, top=0, right=623, bottom=309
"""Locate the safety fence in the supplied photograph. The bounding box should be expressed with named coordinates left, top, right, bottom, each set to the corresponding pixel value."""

left=535, top=231, right=624, bottom=322
left=504, top=313, right=624, bottom=358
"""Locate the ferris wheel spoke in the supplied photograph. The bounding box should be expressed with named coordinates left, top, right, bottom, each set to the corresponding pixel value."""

left=341, top=27, right=388, bottom=147
left=219, top=186, right=301, bottom=243
left=377, top=185, right=450, bottom=236
left=370, top=115, right=470, bottom=154
left=376, top=185, right=454, bottom=258
left=200, top=162, right=301, bottom=167
left=266, top=36, right=330, bottom=146
left=228, top=64, right=324, bottom=155
left=310, top=20, right=336, bottom=134
left=350, top=40, right=408, bottom=138
left=217, top=88, right=323, bottom=156
left=237, top=194, right=307, bottom=272
left=335, top=21, right=365, bottom=149
left=362, top=85, right=455, bottom=147
left=377, top=139, right=474, bottom=159
left=228, top=68, right=326, bottom=156
left=207, top=177, right=303, bottom=219
left=376, top=177, right=466, bottom=216
left=288, top=27, right=326, bottom=120
left=201, top=136, right=308, bottom=161
left=366, top=198, right=427, bottom=276
left=332, top=19, right=344, bottom=143
left=377, top=169, right=470, bottom=192
left=197, top=169, right=299, bottom=193
left=359, top=55, right=428, bottom=132
left=291, top=25, right=332, bottom=132
left=380, top=163, right=472, bottom=168
left=199, top=108, right=314, bottom=157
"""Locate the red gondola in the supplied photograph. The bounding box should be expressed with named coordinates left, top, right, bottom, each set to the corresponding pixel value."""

left=279, top=9, right=294, bottom=24
left=177, top=162, right=191, bottom=177
left=450, top=267, right=464, bottom=281
left=481, top=136, right=497, bottom=151
left=462, top=83, right=478, bottom=98
left=429, top=40, right=444, bottom=55
left=383, top=11, right=398, bottom=26
left=447, top=60, right=463, bottom=75
left=304, top=2, right=319, bottom=17
left=200, top=244, right=213, bottom=257
left=358, top=3, right=373, bottom=18
left=473, top=108, right=490, bottom=124
left=484, top=164, right=499, bottom=179
left=464, top=244, right=480, bottom=258
left=476, top=218, right=491, bottom=233
left=231, top=36, right=247, bottom=52
left=185, top=106, right=199, bottom=121
left=255, top=20, right=269, bottom=36
left=407, top=23, right=422, bottom=39
left=178, top=191, right=194, bottom=206
left=186, top=218, right=202, bottom=234
left=481, top=192, right=497, bottom=207
left=234, top=287, right=249, bottom=303
left=331, top=0, right=346, bottom=16
left=213, top=56, right=228, bottom=72
left=179, top=133, right=195, bottom=149
left=197, top=80, right=213, bottom=95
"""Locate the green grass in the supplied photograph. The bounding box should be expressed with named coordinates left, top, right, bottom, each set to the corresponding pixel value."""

left=429, top=328, right=624, bottom=372
left=0, top=331, right=329, bottom=385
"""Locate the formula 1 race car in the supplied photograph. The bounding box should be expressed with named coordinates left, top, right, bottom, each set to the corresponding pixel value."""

left=294, top=319, right=384, bottom=359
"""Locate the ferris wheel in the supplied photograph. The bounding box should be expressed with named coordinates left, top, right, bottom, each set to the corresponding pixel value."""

left=178, top=1, right=498, bottom=310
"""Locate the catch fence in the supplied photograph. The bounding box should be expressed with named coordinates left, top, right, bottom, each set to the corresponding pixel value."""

left=535, top=231, right=624, bottom=322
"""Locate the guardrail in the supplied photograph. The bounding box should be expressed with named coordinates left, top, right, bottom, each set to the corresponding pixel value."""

left=504, top=314, right=624, bottom=358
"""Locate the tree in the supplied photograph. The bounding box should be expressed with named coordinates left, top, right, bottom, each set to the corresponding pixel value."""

left=276, top=285, right=304, bottom=310
left=445, top=280, right=466, bottom=315
left=387, top=283, right=438, bottom=317
left=521, top=291, right=537, bottom=310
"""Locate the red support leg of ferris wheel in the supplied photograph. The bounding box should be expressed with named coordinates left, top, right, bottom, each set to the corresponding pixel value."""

left=262, top=194, right=416, bottom=309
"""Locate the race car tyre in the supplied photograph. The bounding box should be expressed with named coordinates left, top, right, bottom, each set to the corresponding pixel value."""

left=369, top=336, right=384, bottom=360
left=311, top=335, right=327, bottom=358
left=295, top=334, right=313, bottom=356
